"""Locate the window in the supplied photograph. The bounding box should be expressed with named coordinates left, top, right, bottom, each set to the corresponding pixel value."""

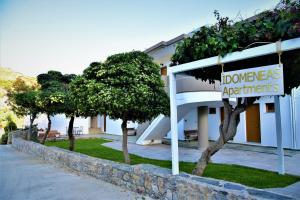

left=209, top=108, right=216, bottom=114
left=160, top=66, right=167, bottom=76
left=266, top=103, right=275, bottom=113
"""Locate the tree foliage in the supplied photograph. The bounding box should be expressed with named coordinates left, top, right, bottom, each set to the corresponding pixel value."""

left=7, top=77, right=40, bottom=140
left=71, top=51, right=169, bottom=163
left=8, top=77, right=40, bottom=115
left=9, top=90, right=40, bottom=117
left=0, top=67, right=37, bottom=128
left=36, top=71, right=73, bottom=116
left=37, top=71, right=76, bottom=144
left=171, top=0, right=300, bottom=94
left=71, top=52, right=169, bottom=121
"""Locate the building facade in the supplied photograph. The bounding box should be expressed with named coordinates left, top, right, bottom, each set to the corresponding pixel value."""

left=27, top=34, right=300, bottom=150
left=136, top=34, right=300, bottom=150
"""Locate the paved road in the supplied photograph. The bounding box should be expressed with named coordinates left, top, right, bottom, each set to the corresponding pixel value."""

left=0, top=145, right=151, bottom=200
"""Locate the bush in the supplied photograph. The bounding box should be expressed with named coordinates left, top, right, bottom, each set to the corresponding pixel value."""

left=1, top=121, right=17, bottom=145
left=1, top=132, right=8, bottom=144
left=4, top=121, right=17, bottom=133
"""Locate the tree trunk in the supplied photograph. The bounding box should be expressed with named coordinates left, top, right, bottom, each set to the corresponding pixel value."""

left=121, top=119, right=130, bottom=164
left=68, top=116, right=75, bottom=151
left=27, top=114, right=36, bottom=141
left=41, top=114, right=51, bottom=144
left=27, top=115, right=32, bottom=141
left=192, top=98, right=251, bottom=176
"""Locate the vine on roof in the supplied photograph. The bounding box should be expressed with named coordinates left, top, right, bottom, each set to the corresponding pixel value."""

left=171, top=0, right=300, bottom=94
left=171, top=0, right=300, bottom=65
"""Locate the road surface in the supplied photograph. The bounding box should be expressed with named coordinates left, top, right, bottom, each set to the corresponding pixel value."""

left=0, top=145, right=151, bottom=200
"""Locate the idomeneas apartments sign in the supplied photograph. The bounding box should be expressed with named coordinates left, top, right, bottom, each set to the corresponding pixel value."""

left=221, top=64, right=284, bottom=98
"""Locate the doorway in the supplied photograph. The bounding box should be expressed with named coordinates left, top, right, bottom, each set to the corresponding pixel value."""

left=246, top=104, right=261, bottom=143
left=220, top=107, right=224, bottom=123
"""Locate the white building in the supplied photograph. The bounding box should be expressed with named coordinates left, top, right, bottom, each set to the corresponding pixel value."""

left=135, top=34, right=300, bottom=150
left=28, top=34, right=300, bottom=150
left=89, top=115, right=137, bottom=135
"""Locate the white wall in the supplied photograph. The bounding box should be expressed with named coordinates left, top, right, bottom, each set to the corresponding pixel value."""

left=166, top=118, right=185, bottom=140
left=51, top=114, right=67, bottom=134
left=163, top=93, right=299, bottom=149
left=177, top=119, right=185, bottom=140
left=25, top=114, right=48, bottom=131
left=259, top=96, right=293, bottom=148
left=25, top=114, right=89, bottom=135
left=183, top=108, right=197, bottom=131
left=147, top=44, right=177, bottom=66
left=97, top=115, right=102, bottom=129
left=228, top=95, right=296, bottom=149
left=208, top=108, right=221, bottom=140
left=204, top=107, right=246, bottom=143
left=233, top=112, right=246, bottom=143
left=73, top=117, right=89, bottom=134
left=100, top=115, right=107, bottom=129
left=106, top=118, right=122, bottom=135
left=166, top=106, right=243, bottom=142
left=293, top=88, right=300, bottom=149
left=259, top=97, right=277, bottom=147
left=105, top=117, right=138, bottom=135
left=167, top=106, right=221, bottom=141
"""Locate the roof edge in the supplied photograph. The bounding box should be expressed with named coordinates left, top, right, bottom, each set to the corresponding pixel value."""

left=144, top=34, right=187, bottom=53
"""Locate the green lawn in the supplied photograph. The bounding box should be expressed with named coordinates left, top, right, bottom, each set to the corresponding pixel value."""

left=46, top=138, right=300, bottom=188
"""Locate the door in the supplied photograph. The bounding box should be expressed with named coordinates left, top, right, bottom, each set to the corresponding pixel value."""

left=246, top=104, right=261, bottom=143
left=220, top=107, right=224, bottom=123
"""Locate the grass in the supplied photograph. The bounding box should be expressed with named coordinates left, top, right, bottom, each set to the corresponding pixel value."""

left=46, top=138, right=300, bottom=189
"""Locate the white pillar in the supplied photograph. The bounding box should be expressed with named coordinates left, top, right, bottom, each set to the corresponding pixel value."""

left=169, top=73, right=179, bottom=175
left=197, top=106, right=209, bottom=150
left=274, top=95, right=285, bottom=174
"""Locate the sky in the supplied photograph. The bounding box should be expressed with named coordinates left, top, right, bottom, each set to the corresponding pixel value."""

left=0, top=0, right=278, bottom=77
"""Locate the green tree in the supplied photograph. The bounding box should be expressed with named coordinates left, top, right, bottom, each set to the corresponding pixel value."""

left=61, top=74, right=78, bottom=151
left=171, top=0, right=300, bottom=175
left=8, top=77, right=40, bottom=140
left=37, top=71, right=67, bottom=144
left=71, top=52, right=169, bottom=163
left=37, top=71, right=78, bottom=148
left=1, top=116, right=17, bottom=144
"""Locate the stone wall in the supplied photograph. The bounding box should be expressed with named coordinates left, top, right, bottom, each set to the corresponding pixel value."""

left=7, top=129, right=28, bottom=144
left=11, top=132, right=292, bottom=200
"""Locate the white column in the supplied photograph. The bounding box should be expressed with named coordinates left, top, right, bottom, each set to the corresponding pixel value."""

left=197, top=106, right=209, bottom=150
left=169, top=73, right=179, bottom=175
left=274, top=95, right=285, bottom=174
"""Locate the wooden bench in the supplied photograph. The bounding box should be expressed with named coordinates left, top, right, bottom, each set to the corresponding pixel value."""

left=38, top=130, right=60, bottom=139
left=184, top=130, right=198, bottom=141
left=127, top=128, right=136, bottom=136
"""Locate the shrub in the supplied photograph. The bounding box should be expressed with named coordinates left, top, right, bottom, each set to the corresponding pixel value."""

left=4, top=121, right=17, bottom=133
left=1, top=132, right=8, bottom=144
left=1, top=121, right=17, bottom=145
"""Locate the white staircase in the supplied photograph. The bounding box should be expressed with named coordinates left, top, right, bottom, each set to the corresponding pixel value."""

left=136, top=91, right=223, bottom=145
